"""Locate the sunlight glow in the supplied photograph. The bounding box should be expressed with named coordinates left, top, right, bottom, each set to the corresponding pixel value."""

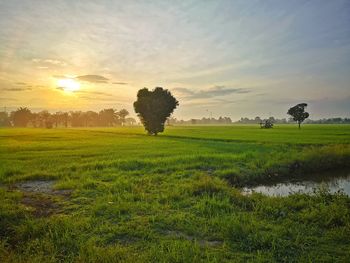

left=57, top=78, right=80, bottom=92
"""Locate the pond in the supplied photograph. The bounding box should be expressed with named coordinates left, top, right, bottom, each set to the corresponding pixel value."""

left=242, top=170, right=350, bottom=196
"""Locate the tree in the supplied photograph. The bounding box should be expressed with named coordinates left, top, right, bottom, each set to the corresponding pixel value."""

left=287, top=103, right=309, bottom=129
left=134, top=87, right=179, bottom=135
left=11, top=107, right=32, bottom=127
left=99, top=109, right=117, bottom=126
left=118, top=109, right=129, bottom=126
left=0, top=112, right=10, bottom=127
left=37, top=111, right=53, bottom=128
left=125, top=117, right=137, bottom=126
left=260, top=119, right=273, bottom=129
left=70, top=111, right=84, bottom=127
left=84, top=111, right=99, bottom=127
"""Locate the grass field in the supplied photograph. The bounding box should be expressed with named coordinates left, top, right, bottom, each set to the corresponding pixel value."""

left=1, top=125, right=350, bottom=262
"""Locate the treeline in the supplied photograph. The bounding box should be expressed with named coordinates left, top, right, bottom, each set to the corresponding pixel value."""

left=0, top=107, right=137, bottom=128
left=168, top=116, right=350, bottom=125
left=167, top=116, right=233, bottom=125
left=236, top=116, right=350, bottom=124
left=236, top=117, right=289, bottom=124
left=1, top=107, right=349, bottom=128
left=305, top=118, right=350, bottom=124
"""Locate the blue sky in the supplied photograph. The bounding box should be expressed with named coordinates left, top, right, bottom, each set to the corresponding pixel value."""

left=0, top=0, right=349, bottom=119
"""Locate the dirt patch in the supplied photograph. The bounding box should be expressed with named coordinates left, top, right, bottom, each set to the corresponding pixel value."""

left=9, top=180, right=72, bottom=217
left=21, top=193, right=62, bottom=217
left=164, top=230, right=223, bottom=247
left=13, top=180, right=72, bottom=196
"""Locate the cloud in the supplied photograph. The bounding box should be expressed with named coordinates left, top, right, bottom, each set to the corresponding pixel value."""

left=15, top=82, right=27, bottom=86
left=32, top=58, right=67, bottom=67
left=74, top=90, right=112, bottom=96
left=3, top=87, right=32, bottom=91
left=173, top=86, right=250, bottom=99
left=53, top=75, right=68, bottom=79
left=76, top=75, right=109, bottom=83
left=112, top=82, right=128, bottom=85
left=172, top=87, right=195, bottom=96
left=79, top=96, right=115, bottom=101
left=53, top=75, right=111, bottom=84
left=0, top=97, right=17, bottom=101
left=55, top=87, right=112, bottom=97
left=181, top=97, right=244, bottom=107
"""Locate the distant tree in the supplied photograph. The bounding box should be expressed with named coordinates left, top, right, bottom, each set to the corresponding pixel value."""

left=52, top=112, right=59, bottom=128
left=53, top=111, right=68, bottom=127
left=70, top=111, right=84, bottom=127
left=85, top=111, right=99, bottom=127
left=260, top=119, right=273, bottom=129
left=167, top=117, right=177, bottom=126
left=118, top=109, right=129, bottom=126
left=62, top=112, right=69, bottom=127
left=134, top=87, right=178, bottom=135
left=125, top=117, right=137, bottom=126
left=11, top=107, right=32, bottom=127
left=0, top=112, right=10, bottom=127
left=99, top=109, right=117, bottom=126
left=37, top=111, right=52, bottom=128
left=268, top=116, right=275, bottom=123
left=287, top=103, right=309, bottom=129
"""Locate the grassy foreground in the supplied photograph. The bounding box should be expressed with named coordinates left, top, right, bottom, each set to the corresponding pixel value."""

left=0, top=125, right=350, bottom=262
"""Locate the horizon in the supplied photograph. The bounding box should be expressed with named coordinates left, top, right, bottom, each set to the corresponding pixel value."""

left=1, top=1, right=350, bottom=119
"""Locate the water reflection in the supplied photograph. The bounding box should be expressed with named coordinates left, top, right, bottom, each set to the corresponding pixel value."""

left=243, top=170, right=350, bottom=196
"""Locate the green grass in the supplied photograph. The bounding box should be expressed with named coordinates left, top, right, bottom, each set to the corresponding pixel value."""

left=0, top=125, right=350, bottom=262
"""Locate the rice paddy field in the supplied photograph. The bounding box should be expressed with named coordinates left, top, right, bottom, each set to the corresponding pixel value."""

left=1, top=124, right=350, bottom=262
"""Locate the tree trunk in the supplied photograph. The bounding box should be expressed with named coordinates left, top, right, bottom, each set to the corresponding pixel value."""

left=298, top=122, right=301, bottom=129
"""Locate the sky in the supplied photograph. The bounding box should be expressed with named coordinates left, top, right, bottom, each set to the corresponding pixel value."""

left=0, top=0, right=349, bottom=120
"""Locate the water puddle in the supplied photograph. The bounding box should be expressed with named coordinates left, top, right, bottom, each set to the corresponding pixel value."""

left=243, top=170, right=350, bottom=196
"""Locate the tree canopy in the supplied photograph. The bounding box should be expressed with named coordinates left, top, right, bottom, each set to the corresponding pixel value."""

left=134, top=87, right=179, bottom=135
left=287, top=103, right=309, bottom=129
left=10, top=107, right=32, bottom=127
left=2, top=107, right=130, bottom=128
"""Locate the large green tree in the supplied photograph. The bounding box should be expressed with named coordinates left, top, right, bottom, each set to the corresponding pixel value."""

left=287, top=103, right=309, bottom=129
left=134, top=87, right=179, bottom=135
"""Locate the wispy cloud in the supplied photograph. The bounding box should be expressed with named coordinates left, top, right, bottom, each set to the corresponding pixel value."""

left=32, top=58, right=67, bottom=67
left=0, top=97, right=17, bottom=101
left=112, top=82, right=128, bottom=85
left=76, top=75, right=109, bottom=83
left=53, top=75, right=68, bottom=79
left=15, top=82, right=27, bottom=86
left=3, top=87, right=32, bottom=91
left=53, top=74, right=110, bottom=84
left=79, top=96, right=115, bottom=101
left=173, top=86, right=250, bottom=99
left=74, top=90, right=112, bottom=96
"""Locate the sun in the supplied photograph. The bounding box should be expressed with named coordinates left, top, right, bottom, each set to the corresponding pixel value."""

left=57, top=78, right=80, bottom=92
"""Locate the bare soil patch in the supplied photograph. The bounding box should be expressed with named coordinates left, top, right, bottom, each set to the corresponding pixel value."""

left=9, top=180, right=72, bottom=217
left=13, top=180, right=72, bottom=196
left=21, top=193, right=62, bottom=217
